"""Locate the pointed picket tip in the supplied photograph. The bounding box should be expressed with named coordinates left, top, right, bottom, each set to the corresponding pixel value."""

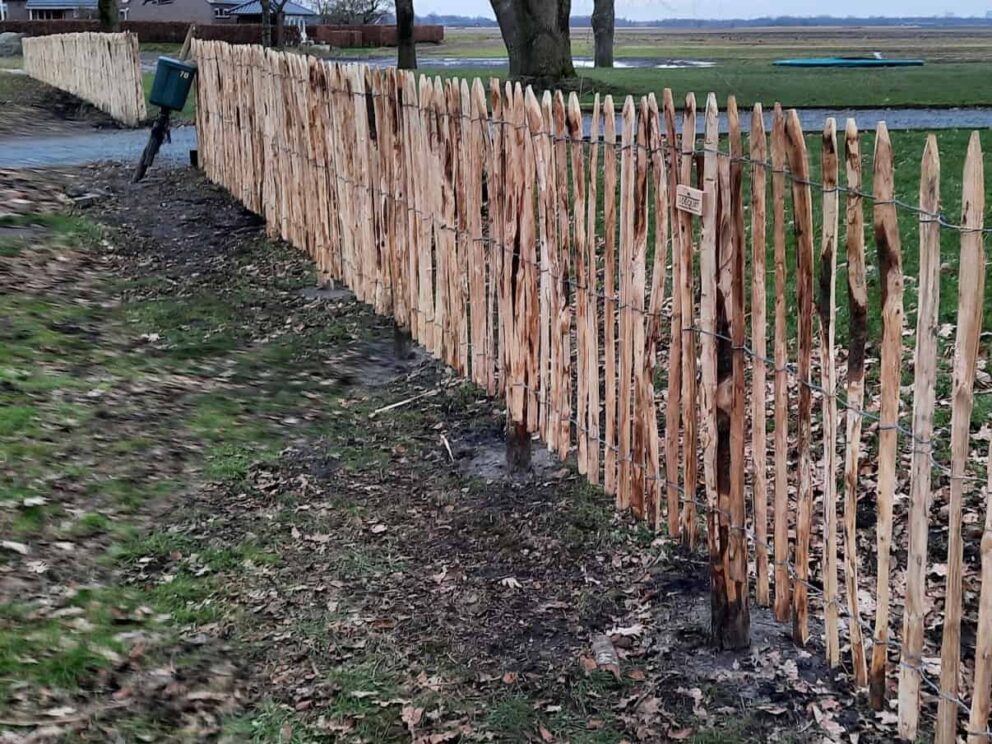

left=922, top=134, right=940, bottom=177
left=567, top=92, right=583, bottom=138
left=875, top=121, right=891, bottom=155
left=523, top=86, right=543, bottom=133
left=623, top=94, right=636, bottom=118
left=471, top=77, right=485, bottom=103
left=603, top=94, right=616, bottom=143
left=590, top=94, right=602, bottom=140
left=964, top=130, right=984, bottom=191
left=705, top=92, right=718, bottom=116
left=824, top=117, right=837, bottom=140
left=845, top=117, right=858, bottom=140
left=751, top=103, right=765, bottom=139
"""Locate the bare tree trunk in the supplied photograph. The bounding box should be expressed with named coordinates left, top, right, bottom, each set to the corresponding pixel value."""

left=274, top=11, right=285, bottom=47
left=260, top=0, right=273, bottom=47
left=98, top=0, right=119, bottom=32
left=591, top=0, right=614, bottom=67
left=396, top=0, right=417, bottom=69
left=490, top=0, right=575, bottom=82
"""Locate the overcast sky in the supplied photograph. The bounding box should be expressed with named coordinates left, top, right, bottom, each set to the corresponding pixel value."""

left=417, top=0, right=990, bottom=20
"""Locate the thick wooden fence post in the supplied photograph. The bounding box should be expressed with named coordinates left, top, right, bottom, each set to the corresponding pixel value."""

left=898, top=134, right=941, bottom=741
left=842, top=118, right=869, bottom=687
left=936, top=131, right=985, bottom=742
left=869, top=122, right=905, bottom=711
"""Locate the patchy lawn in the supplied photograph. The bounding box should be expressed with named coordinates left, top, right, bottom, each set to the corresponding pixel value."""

left=0, top=165, right=890, bottom=742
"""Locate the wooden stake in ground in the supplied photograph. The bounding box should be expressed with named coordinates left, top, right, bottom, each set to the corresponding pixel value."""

left=662, top=89, right=683, bottom=540
left=750, top=103, right=769, bottom=607
left=645, top=93, right=669, bottom=528
left=715, top=96, right=750, bottom=650
left=628, top=99, right=650, bottom=517
left=729, top=97, right=750, bottom=645
left=679, top=93, right=699, bottom=548
left=603, top=95, right=619, bottom=498
left=897, top=134, right=941, bottom=741
left=968, top=443, right=992, bottom=744
left=552, top=92, right=572, bottom=460
left=568, top=93, right=589, bottom=479
left=785, top=108, right=814, bottom=645
left=617, top=96, right=637, bottom=511
left=770, top=104, right=791, bottom=623
left=527, top=86, right=553, bottom=448
left=869, top=122, right=905, bottom=711
left=936, top=131, right=985, bottom=742
left=585, top=95, right=602, bottom=487
left=699, top=94, right=728, bottom=646
left=842, top=118, right=869, bottom=687
left=819, top=118, right=840, bottom=667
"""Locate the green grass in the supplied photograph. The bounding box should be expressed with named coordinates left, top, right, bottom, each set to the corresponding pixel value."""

left=0, top=213, right=326, bottom=710
left=327, top=26, right=992, bottom=108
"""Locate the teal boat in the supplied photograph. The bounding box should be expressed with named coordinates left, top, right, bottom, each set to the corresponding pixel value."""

left=774, top=56, right=924, bottom=68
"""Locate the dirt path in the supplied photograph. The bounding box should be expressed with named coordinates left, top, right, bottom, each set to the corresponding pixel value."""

left=0, top=165, right=889, bottom=742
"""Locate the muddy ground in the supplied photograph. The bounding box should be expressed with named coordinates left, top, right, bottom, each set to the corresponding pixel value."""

left=0, top=164, right=902, bottom=743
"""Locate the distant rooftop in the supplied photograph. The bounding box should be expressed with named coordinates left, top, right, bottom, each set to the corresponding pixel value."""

left=228, top=0, right=315, bottom=16
left=25, top=0, right=97, bottom=8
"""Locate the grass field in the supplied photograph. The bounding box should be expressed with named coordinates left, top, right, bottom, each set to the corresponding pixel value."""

left=336, top=25, right=992, bottom=108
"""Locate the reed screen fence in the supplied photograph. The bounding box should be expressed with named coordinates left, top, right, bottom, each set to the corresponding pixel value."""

left=23, top=31, right=146, bottom=126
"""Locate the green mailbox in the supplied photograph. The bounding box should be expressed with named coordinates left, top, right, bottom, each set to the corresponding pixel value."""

left=149, top=57, right=197, bottom=111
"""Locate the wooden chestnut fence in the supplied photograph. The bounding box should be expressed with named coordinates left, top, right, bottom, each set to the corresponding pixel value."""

left=192, top=39, right=991, bottom=741
left=23, top=32, right=146, bottom=126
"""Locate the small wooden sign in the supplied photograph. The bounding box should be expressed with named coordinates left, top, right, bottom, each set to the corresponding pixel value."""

left=676, top=185, right=704, bottom=216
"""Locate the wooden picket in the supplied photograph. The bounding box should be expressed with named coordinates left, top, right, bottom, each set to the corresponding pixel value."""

left=189, top=40, right=992, bottom=739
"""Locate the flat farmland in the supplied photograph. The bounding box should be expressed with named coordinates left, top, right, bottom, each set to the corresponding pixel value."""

left=348, top=25, right=992, bottom=108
